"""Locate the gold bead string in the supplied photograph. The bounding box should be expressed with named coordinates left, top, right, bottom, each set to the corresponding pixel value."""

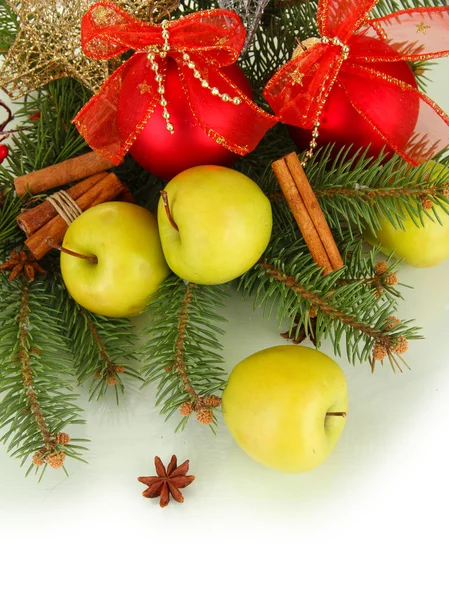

left=146, top=20, right=174, bottom=134
left=181, top=52, right=242, bottom=107
left=300, top=36, right=350, bottom=167
left=145, top=19, right=242, bottom=135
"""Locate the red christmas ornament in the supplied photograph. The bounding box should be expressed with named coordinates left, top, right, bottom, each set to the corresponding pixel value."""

left=264, top=0, right=449, bottom=165
left=289, top=39, right=419, bottom=160
left=117, top=55, right=253, bottom=180
left=74, top=5, right=277, bottom=173
left=0, top=144, right=8, bottom=164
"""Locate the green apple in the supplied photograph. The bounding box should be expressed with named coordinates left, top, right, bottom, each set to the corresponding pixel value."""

left=157, top=165, right=272, bottom=284
left=60, top=202, right=170, bottom=317
left=222, top=346, right=348, bottom=473
left=364, top=162, right=449, bottom=268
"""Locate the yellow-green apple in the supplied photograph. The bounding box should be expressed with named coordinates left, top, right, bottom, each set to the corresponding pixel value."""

left=157, top=165, right=272, bottom=284
left=60, top=202, right=169, bottom=317
left=364, top=162, right=449, bottom=268
left=222, top=346, right=348, bottom=473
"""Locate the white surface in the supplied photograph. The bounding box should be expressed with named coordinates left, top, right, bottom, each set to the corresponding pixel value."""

left=1, top=62, right=449, bottom=598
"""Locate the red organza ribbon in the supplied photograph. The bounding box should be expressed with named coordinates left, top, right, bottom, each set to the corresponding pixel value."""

left=73, top=3, right=277, bottom=165
left=264, top=0, right=449, bottom=164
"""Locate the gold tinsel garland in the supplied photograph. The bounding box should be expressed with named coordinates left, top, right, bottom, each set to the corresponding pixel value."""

left=0, top=0, right=180, bottom=99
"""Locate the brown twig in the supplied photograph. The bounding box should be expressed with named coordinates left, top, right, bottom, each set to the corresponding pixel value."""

left=17, top=281, right=53, bottom=450
left=261, top=262, right=389, bottom=343
left=174, top=282, right=201, bottom=404
left=315, top=186, right=447, bottom=200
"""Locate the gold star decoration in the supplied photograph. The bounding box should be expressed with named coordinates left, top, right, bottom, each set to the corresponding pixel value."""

left=138, top=81, right=153, bottom=95
left=0, top=0, right=180, bottom=100
left=292, top=71, right=304, bottom=86
left=415, top=20, right=431, bottom=35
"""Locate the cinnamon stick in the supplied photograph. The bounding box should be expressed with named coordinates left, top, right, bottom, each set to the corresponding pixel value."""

left=14, top=151, right=116, bottom=197
left=17, top=172, right=109, bottom=236
left=25, top=173, right=130, bottom=260
left=284, top=153, right=343, bottom=271
left=272, top=156, right=333, bottom=274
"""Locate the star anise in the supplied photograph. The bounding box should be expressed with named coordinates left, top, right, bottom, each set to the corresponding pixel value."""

left=0, top=249, right=46, bottom=281
left=138, top=455, right=195, bottom=508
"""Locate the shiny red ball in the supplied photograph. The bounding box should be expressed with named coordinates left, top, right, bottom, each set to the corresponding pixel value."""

left=117, top=55, right=253, bottom=180
left=290, top=39, right=419, bottom=161
left=0, top=144, right=8, bottom=163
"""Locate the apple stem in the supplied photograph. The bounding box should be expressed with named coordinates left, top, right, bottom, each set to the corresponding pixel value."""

left=46, top=237, right=98, bottom=264
left=161, top=190, right=179, bottom=232
left=326, top=411, right=347, bottom=418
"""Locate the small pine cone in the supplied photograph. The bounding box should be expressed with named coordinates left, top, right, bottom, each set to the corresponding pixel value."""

left=32, top=450, right=46, bottom=467
left=374, top=261, right=389, bottom=275
left=106, top=373, right=118, bottom=386
left=309, top=307, right=317, bottom=319
left=47, top=451, right=66, bottom=470
left=196, top=407, right=214, bottom=425
left=421, top=197, right=434, bottom=210
left=113, top=365, right=125, bottom=374
left=373, top=286, right=385, bottom=299
left=372, top=343, right=388, bottom=361
left=55, top=432, right=71, bottom=446
left=385, top=316, right=401, bottom=331
left=179, top=401, right=194, bottom=416
left=204, top=395, right=222, bottom=408
left=383, top=272, right=398, bottom=286
left=391, top=336, right=408, bottom=355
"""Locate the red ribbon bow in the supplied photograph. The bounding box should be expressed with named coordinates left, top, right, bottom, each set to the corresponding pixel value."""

left=73, top=3, right=277, bottom=166
left=263, top=0, right=449, bottom=165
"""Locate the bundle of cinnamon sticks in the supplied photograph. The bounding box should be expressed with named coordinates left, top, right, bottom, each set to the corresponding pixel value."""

left=15, top=151, right=133, bottom=260
left=272, top=153, right=343, bottom=275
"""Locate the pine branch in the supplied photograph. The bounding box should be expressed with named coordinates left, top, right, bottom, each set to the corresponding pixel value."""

left=49, top=275, right=141, bottom=404
left=0, top=277, right=87, bottom=477
left=372, top=0, right=448, bottom=19
left=140, top=276, right=228, bottom=431
left=254, top=146, right=449, bottom=237
left=240, top=227, right=421, bottom=369
left=0, top=79, right=90, bottom=245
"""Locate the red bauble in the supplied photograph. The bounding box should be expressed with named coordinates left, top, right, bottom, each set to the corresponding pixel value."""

left=117, top=55, right=253, bottom=180
left=0, top=144, right=8, bottom=164
left=290, top=39, right=419, bottom=160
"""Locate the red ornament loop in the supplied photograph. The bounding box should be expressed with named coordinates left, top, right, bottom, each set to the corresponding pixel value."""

left=264, top=0, right=449, bottom=165
left=73, top=3, right=277, bottom=165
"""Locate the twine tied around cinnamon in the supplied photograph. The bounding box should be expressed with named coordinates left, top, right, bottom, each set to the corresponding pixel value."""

left=46, top=190, right=82, bottom=225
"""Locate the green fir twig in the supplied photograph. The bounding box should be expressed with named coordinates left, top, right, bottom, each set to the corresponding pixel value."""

left=0, top=278, right=87, bottom=477
left=140, top=276, right=228, bottom=431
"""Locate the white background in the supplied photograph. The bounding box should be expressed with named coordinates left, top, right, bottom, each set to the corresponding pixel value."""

left=1, top=59, right=449, bottom=600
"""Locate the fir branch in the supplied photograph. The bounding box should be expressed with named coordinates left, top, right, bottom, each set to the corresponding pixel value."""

left=0, top=277, right=86, bottom=477
left=50, top=276, right=141, bottom=404
left=372, top=0, right=448, bottom=20
left=240, top=1, right=318, bottom=97
left=240, top=229, right=421, bottom=369
left=0, top=79, right=89, bottom=245
left=140, top=276, right=228, bottom=431
left=258, top=147, right=449, bottom=237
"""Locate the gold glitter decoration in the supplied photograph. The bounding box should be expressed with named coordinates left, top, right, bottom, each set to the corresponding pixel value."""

left=0, top=0, right=180, bottom=99
left=415, top=21, right=431, bottom=35
left=292, top=72, right=304, bottom=86
left=138, top=81, right=153, bottom=94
